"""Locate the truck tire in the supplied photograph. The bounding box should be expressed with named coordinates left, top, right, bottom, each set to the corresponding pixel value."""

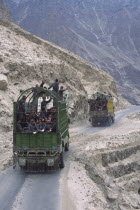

left=112, top=117, right=115, bottom=123
left=108, top=116, right=112, bottom=126
left=92, top=118, right=96, bottom=126
left=59, top=152, right=65, bottom=169
left=20, top=165, right=26, bottom=171
left=65, top=143, right=69, bottom=152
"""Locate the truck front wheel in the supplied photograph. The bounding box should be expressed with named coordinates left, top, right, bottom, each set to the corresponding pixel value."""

left=107, top=116, right=112, bottom=126
left=59, top=152, right=65, bottom=169
left=112, top=117, right=115, bottom=123
left=65, top=143, right=69, bottom=152
left=92, top=118, right=96, bottom=126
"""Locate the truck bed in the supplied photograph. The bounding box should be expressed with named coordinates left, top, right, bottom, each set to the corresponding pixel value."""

left=15, top=133, right=59, bottom=149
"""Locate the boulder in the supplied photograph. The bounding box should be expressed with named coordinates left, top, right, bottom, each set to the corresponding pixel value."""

left=0, top=74, right=8, bottom=90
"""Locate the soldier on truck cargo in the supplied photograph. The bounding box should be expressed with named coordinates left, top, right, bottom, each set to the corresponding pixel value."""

left=41, top=118, right=46, bottom=128
left=22, top=113, right=30, bottom=128
left=44, top=117, right=52, bottom=132
left=48, top=79, right=59, bottom=92
left=30, top=112, right=39, bottom=122
left=45, top=117, right=56, bottom=133
left=36, top=119, right=46, bottom=132
left=16, top=120, right=23, bottom=132
left=17, top=119, right=31, bottom=133
left=39, top=110, right=47, bottom=119
left=28, top=119, right=38, bottom=134
left=50, top=107, right=57, bottom=121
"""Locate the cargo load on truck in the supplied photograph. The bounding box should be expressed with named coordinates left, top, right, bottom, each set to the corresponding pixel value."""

left=88, top=92, right=115, bottom=126
left=13, top=86, right=69, bottom=172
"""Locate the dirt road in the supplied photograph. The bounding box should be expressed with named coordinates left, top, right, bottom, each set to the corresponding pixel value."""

left=0, top=106, right=140, bottom=210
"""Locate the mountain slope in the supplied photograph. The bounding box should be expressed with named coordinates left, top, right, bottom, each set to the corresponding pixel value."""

left=0, top=0, right=11, bottom=21
left=0, top=21, right=117, bottom=101
left=4, top=0, right=140, bottom=104
left=0, top=21, right=119, bottom=158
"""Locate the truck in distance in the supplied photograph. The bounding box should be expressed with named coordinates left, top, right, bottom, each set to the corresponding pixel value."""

left=88, top=92, right=115, bottom=126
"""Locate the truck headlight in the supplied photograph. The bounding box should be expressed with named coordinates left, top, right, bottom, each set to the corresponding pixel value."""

left=47, top=159, right=54, bottom=166
left=19, top=158, right=26, bottom=166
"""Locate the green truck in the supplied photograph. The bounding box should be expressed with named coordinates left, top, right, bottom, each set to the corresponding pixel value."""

left=13, top=87, right=69, bottom=172
left=88, top=92, right=115, bottom=126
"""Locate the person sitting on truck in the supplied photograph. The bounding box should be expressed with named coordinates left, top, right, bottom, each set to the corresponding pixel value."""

left=50, top=107, right=57, bottom=122
left=48, top=79, right=59, bottom=93
left=39, top=110, right=47, bottom=119
left=36, top=119, right=46, bottom=132
left=96, top=96, right=101, bottom=101
left=16, top=120, right=23, bottom=132
left=22, top=113, right=31, bottom=128
left=41, top=96, right=52, bottom=112
left=41, top=118, right=46, bottom=128
left=49, top=114, right=57, bottom=132
left=28, top=119, right=38, bottom=134
left=29, top=112, right=38, bottom=123
left=102, top=100, right=107, bottom=110
left=51, top=113, right=57, bottom=123
left=44, top=117, right=54, bottom=133
left=94, top=101, right=99, bottom=110
left=46, top=113, right=52, bottom=121
left=17, top=119, right=30, bottom=133
left=91, top=103, right=95, bottom=111
left=51, top=107, right=57, bottom=114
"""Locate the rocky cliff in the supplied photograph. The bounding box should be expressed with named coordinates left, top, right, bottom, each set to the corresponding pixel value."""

left=0, top=21, right=119, bottom=151
left=4, top=0, right=140, bottom=104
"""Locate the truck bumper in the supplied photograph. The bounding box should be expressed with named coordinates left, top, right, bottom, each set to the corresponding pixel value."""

left=18, top=155, right=60, bottom=172
left=91, top=116, right=110, bottom=126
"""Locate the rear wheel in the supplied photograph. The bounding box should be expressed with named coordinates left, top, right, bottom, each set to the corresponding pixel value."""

left=20, top=165, right=26, bottom=171
left=92, top=118, right=96, bottom=126
left=112, top=117, right=115, bottom=123
left=59, top=152, right=65, bottom=169
left=65, top=142, right=69, bottom=152
left=107, top=116, right=112, bottom=126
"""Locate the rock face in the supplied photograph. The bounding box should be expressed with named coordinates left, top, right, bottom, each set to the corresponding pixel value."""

left=0, top=20, right=120, bottom=169
left=70, top=128, right=140, bottom=209
left=0, top=21, right=119, bottom=141
left=0, top=74, right=8, bottom=90
left=4, top=0, right=140, bottom=104
left=0, top=0, right=11, bottom=21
